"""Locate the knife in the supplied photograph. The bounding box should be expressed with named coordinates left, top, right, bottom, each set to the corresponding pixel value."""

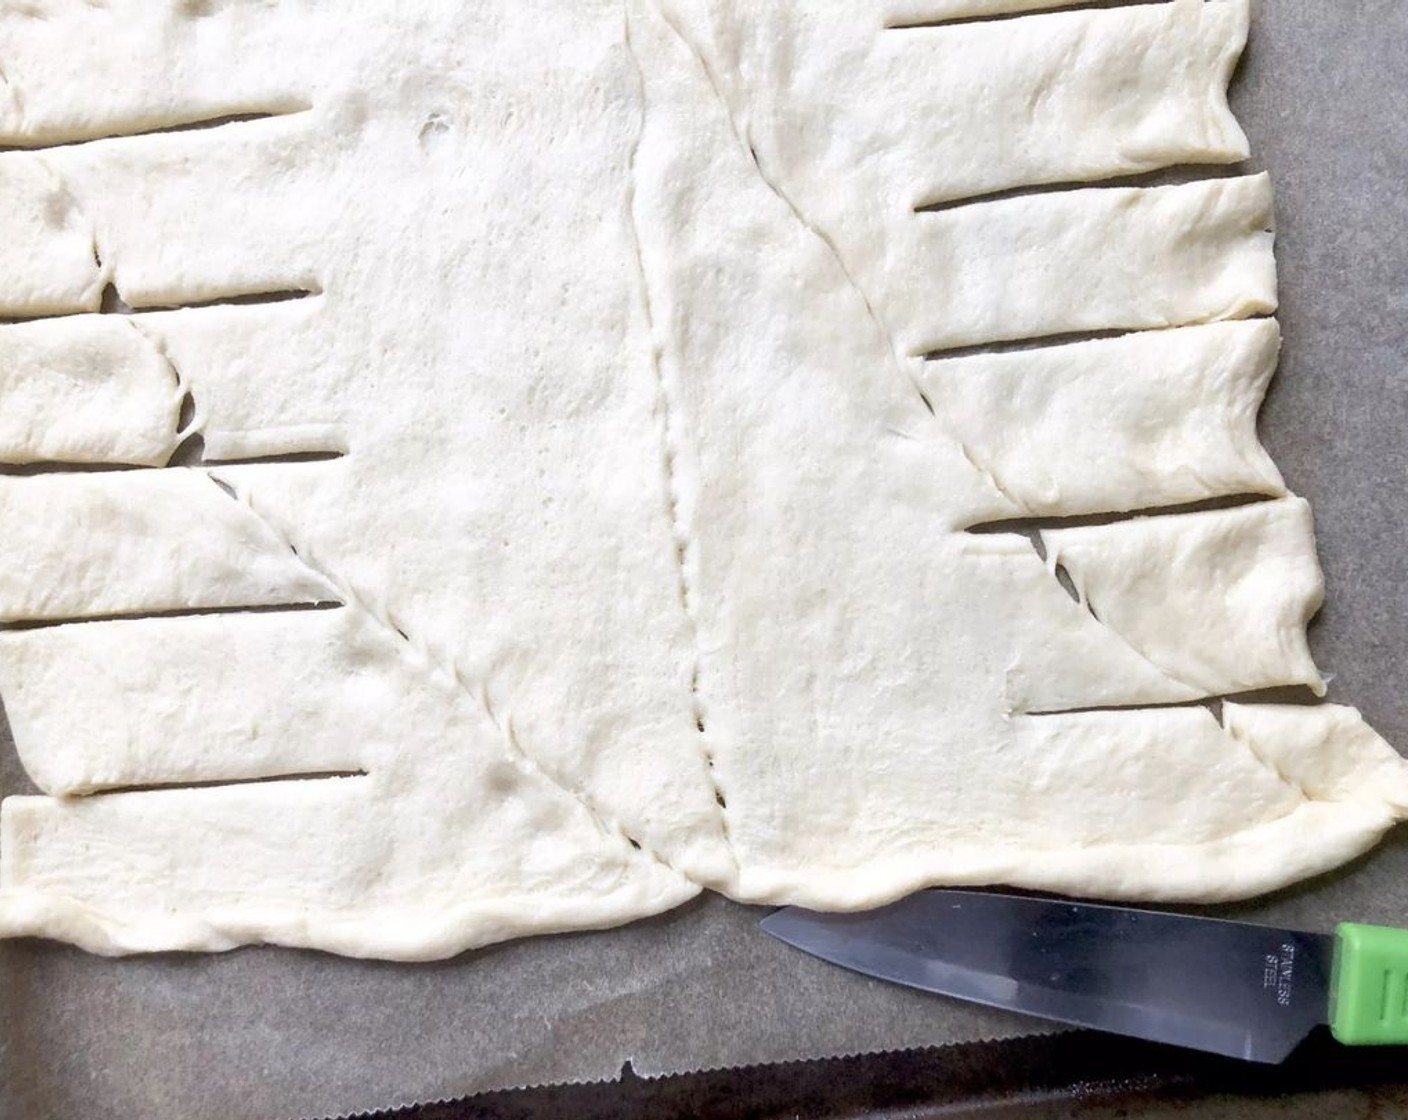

left=760, top=889, right=1408, bottom=1063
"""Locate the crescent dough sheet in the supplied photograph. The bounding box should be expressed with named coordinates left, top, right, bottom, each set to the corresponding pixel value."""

left=0, top=0, right=1404, bottom=959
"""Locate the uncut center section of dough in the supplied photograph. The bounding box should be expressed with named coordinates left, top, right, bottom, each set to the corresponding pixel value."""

left=0, top=0, right=1404, bottom=959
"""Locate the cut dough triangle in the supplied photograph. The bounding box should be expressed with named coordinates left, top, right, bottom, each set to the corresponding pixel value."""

left=1, top=0, right=1404, bottom=958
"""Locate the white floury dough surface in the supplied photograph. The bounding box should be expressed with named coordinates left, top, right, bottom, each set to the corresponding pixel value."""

left=0, top=0, right=1405, bottom=959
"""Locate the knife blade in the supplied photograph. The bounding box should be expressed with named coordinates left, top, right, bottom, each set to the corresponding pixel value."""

left=760, top=890, right=1408, bottom=1063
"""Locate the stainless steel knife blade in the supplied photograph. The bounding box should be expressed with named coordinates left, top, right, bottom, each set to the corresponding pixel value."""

left=760, top=890, right=1336, bottom=1063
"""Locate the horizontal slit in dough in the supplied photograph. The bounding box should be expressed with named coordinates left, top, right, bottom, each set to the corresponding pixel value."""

left=0, top=106, right=313, bottom=154
left=915, top=164, right=1250, bottom=215
left=202, top=449, right=346, bottom=467
left=967, top=493, right=1273, bottom=535
left=81, top=770, right=369, bottom=798
left=0, top=602, right=344, bottom=633
left=922, top=316, right=1274, bottom=362
left=0, top=286, right=320, bottom=327
left=168, top=433, right=346, bottom=469
left=112, top=286, right=321, bottom=316
left=1021, top=682, right=1326, bottom=718
left=0, top=461, right=146, bottom=477
left=886, top=0, right=1170, bottom=31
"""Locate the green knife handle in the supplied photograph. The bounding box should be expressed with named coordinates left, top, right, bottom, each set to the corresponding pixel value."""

left=1330, top=922, right=1408, bottom=1045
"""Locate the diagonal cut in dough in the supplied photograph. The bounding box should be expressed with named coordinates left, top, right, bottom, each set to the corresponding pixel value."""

left=0, top=0, right=1404, bottom=959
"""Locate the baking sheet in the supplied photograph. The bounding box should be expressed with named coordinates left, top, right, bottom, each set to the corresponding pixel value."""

left=3, top=3, right=1408, bottom=1117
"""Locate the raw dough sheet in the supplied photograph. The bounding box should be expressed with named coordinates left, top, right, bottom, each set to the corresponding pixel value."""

left=3, top=2, right=1408, bottom=1117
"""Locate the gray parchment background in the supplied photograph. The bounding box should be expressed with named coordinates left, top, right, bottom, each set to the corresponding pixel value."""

left=3, top=4, right=1407, bottom=1117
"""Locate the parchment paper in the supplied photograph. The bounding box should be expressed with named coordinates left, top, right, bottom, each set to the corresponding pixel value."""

left=3, top=4, right=1407, bottom=1117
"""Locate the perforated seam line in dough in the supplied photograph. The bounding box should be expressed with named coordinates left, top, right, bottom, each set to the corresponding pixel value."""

left=646, top=1, right=938, bottom=422
left=624, top=7, right=736, bottom=866
left=955, top=443, right=1029, bottom=516
left=122, top=317, right=206, bottom=451
left=31, top=150, right=113, bottom=300
left=1034, top=541, right=1210, bottom=702
left=215, top=474, right=694, bottom=884
left=1219, top=706, right=1314, bottom=806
